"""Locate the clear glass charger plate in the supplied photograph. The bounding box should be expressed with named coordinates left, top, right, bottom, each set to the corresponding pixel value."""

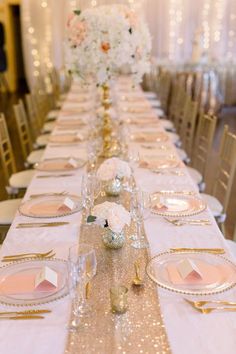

left=146, top=251, right=236, bottom=295
left=35, top=158, right=86, bottom=172
left=49, top=134, right=84, bottom=144
left=0, top=258, right=68, bottom=306
left=140, top=157, right=180, bottom=169
left=132, top=131, right=169, bottom=143
left=19, top=194, right=82, bottom=218
left=150, top=191, right=206, bottom=217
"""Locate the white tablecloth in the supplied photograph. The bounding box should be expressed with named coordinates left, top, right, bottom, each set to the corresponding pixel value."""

left=0, top=83, right=235, bottom=354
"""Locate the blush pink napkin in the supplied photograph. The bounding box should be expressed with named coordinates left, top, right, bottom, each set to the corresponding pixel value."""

left=0, top=273, right=59, bottom=295
left=167, top=260, right=236, bottom=285
left=50, top=134, right=82, bottom=143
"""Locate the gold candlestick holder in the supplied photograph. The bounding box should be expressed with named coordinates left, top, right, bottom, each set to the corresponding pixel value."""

left=101, top=84, right=120, bottom=158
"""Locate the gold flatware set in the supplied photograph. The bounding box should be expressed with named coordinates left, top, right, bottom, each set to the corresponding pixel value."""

left=184, top=298, right=236, bottom=314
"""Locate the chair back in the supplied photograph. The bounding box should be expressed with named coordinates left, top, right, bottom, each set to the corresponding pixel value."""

left=159, top=71, right=171, bottom=113
left=192, top=113, right=217, bottom=180
left=13, top=100, right=33, bottom=161
left=213, top=125, right=236, bottom=213
left=181, top=99, right=198, bottom=157
left=25, top=93, right=41, bottom=139
left=0, top=113, right=16, bottom=182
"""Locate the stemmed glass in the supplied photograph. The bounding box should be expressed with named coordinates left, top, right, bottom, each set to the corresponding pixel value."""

left=81, top=173, right=98, bottom=218
left=67, top=247, right=86, bottom=332
left=67, top=243, right=97, bottom=328
left=130, top=189, right=149, bottom=249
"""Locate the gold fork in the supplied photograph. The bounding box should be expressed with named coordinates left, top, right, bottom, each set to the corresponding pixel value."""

left=184, top=298, right=236, bottom=308
left=3, top=250, right=54, bottom=259
left=2, top=254, right=56, bottom=262
left=185, top=299, right=236, bottom=314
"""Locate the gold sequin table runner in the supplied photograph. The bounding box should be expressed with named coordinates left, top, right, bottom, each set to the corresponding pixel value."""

left=65, top=192, right=171, bottom=354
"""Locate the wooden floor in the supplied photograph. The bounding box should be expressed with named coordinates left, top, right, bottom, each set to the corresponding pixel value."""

left=0, top=90, right=235, bottom=239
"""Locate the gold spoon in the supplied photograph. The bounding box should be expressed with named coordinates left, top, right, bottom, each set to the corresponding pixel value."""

left=132, top=261, right=143, bottom=286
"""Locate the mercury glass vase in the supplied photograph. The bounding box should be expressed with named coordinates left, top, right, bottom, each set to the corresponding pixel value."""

left=104, top=178, right=122, bottom=197
left=102, top=228, right=125, bottom=249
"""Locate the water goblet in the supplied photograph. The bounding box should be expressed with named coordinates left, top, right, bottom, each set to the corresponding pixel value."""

left=130, top=189, right=149, bottom=249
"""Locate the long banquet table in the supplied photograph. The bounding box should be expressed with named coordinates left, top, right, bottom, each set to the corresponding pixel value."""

left=0, top=79, right=236, bottom=354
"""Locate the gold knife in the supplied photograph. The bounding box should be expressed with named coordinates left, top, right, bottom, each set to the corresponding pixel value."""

left=170, top=247, right=225, bottom=254
left=16, top=222, right=69, bottom=229
left=0, top=315, right=45, bottom=320
left=0, top=310, right=51, bottom=315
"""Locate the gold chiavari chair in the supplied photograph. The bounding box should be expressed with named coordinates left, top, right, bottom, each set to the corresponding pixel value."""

left=159, top=71, right=172, bottom=114
left=0, top=113, right=35, bottom=196
left=0, top=113, right=22, bottom=239
left=187, top=113, right=217, bottom=191
left=201, top=125, right=236, bottom=233
left=181, top=99, right=198, bottom=158
left=14, top=100, right=45, bottom=165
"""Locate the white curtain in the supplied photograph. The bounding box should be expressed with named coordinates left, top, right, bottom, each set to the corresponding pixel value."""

left=21, top=0, right=236, bottom=88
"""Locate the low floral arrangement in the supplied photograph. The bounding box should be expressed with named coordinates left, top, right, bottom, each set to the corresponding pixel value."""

left=87, top=201, right=131, bottom=234
left=97, top=157, right=131, bottom=181
left=65, top=5, right=151, bottom=85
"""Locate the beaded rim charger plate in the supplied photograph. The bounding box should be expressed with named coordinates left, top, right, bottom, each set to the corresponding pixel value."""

left=19, top=194, right=82, bottom=218
left=146, top=251, right=236, bottom=295
left=150, top=191, right=206, bottom=217
left=34, top=158, right=86, bottom=172
left=0, top=258, right=68, bottom=306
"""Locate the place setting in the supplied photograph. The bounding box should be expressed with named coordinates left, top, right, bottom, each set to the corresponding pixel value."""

left=34, top=157, right=86, bottom=172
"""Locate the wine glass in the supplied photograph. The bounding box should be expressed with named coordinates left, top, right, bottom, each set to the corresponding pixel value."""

left=67, top=246, right=86, bottom=331
left=81, top=173, right=96, bottom=218
left=130, top=189, right=149, bottom=249
left=77, top=243, right=97, bottom=315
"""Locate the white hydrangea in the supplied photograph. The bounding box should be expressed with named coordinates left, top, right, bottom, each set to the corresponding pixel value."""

left=97, top=157, right=131, bottom=181
left=92, top=201, right=131, bottom=233
left=65, top=5, right=151, bottom=85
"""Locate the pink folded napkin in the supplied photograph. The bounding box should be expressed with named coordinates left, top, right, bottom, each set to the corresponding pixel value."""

left=28, top=202, right=65, bottom=216
left=167, top=260, right=236, bottom=285
left=0, top=272, right=59, bottom=295
left=50, top=134, right=83, bottom=143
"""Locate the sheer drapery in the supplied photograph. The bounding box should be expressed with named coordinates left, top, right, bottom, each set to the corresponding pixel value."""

left=21, top=0, right=236, bottom=88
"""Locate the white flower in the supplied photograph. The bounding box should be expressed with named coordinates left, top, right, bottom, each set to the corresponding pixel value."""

left=97, top=157, right=131, bottom=181
left=65, top=5, right=152, bottom=86
left=92, top=201, right=130, bottom=233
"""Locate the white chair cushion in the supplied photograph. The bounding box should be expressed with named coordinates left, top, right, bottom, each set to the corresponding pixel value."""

left=187, top=167, right=203, bottom=185
left=9, top=170, right=35, bottom=189
left=0, top=198, right=22, bottom=224
left=46, top=110, right=59, bottom=120
left=42, top=121, right=56, bottom=133
left=160, top=119, right=174, bottom=131
left=168, top=132, right=180, bottom=144
left=144, top=92, right=157, bottom=100
left=201, top=193, right=223, bottom=217
left=153, top=108, right=164, bottom=117
left=226, top=240, right=236, bottom=260
left=177, top=148, right=188, bottom=162
left=36, top=134, right=50, bottom=147
left=27, top=149, right=45, bottom=165
left=150, top=99, right=161, bottom=108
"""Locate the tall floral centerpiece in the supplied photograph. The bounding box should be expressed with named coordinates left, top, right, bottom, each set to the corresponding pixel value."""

left=66, top=5, right=152, bottom=157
